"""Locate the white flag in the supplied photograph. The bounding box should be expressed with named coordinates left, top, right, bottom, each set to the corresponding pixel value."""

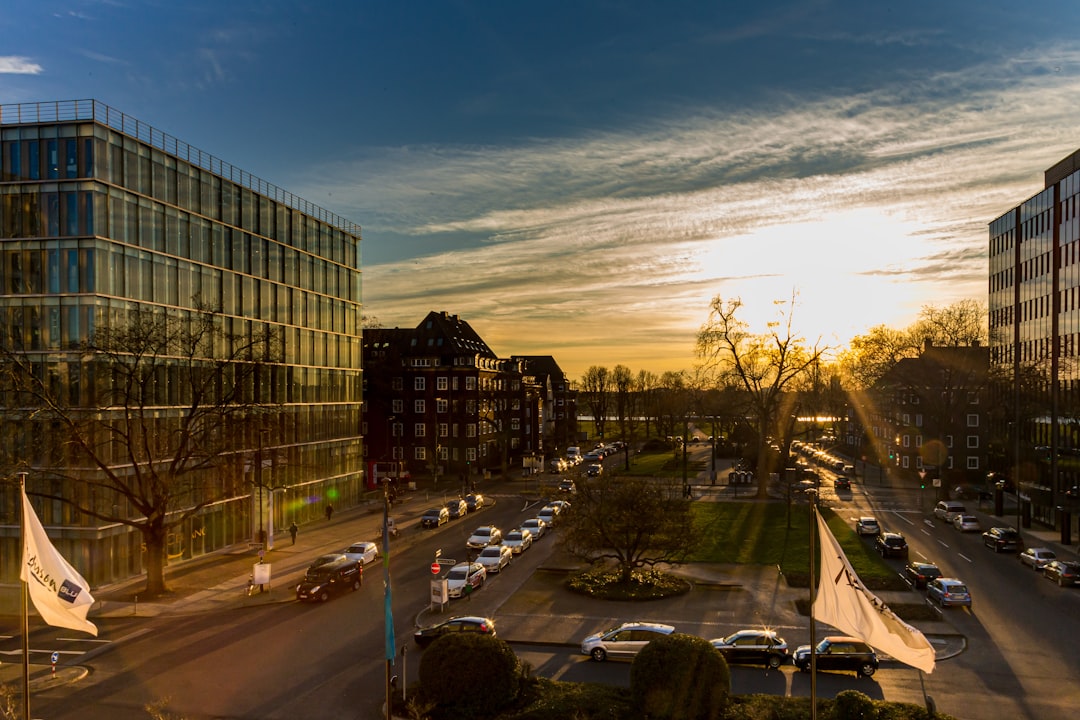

left=813, top=511, right=933, bottom=673
left=21, top=489, right=98, bottom=637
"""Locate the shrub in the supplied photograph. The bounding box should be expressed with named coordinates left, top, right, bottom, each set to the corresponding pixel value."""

left=417, top=632, right=521, bottom=718
left=630, top=633, right=730, bottom=720
left=831, top=690, right=878, bottom=720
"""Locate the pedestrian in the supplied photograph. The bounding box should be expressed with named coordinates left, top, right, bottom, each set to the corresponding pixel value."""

left=288, top=521, right=298, bottom=545
left=325, top=504, right=333, bottom=521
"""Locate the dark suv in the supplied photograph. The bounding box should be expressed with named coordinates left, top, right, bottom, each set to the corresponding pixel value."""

left=710, top=629, right=789, bottom=668
left=875, top=532, right=909, bottom=558
left=793, top=636, right=878, bottom=677
left=295, top=557, right=362, bottom=602
left=982, top=526, right=1020, bottom=553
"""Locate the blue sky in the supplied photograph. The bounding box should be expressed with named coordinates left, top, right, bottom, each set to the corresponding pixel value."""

left=5, top=1, right=1080, bottom=378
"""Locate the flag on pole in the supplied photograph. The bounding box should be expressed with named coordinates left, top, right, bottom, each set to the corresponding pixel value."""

left=813, top=510, right=934, bottom=673
left=382, top=499, right=395, bottom=663
left=21, top=488, right=98, bottom=637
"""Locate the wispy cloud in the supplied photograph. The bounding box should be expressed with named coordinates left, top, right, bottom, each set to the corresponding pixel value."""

left=0, top=56, right=43, bottom=74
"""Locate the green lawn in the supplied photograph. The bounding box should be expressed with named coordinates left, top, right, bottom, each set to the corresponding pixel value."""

left=689, top=502, right=907, bottom=590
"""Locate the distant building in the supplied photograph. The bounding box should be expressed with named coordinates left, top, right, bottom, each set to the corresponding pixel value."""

left=990, top=148, right=1080, bottom=536
left=0, top=100, right=364, bottom=587
left=510, top=355, right=579, bottom=454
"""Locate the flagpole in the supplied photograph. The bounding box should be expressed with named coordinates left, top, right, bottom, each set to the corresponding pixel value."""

left=19, top=471, right=31, bottom=720
left=807, top=488, right=817, bottom=720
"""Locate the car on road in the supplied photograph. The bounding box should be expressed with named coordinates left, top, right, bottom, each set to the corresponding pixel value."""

left=933, top=501, right=967, bottom=523
left=343, top=541, right=378, bottom=566
left=833, top=477, right=851, bottom=491
left=982, top=526, right=1020, bottom=553
left=421, top=506, right=450, bottom=528
left=710, top=629, right=789, bottom=669
left=476, top=544, right=513, bottom=573
left=902, top=561, right=943, bottom=590
left=549, top=458, right=568, bottom=473
left=927, top=577, right=972, bottom=608
left=446, top=498, right=468, bottom=520
left=586, top=463, right=603, bottom=477
left=465, top=493, right=485, bottom=512
left=1042, top=559, right=1080, bottom=587
left=580, top=621, right=676, bottom=662
left=855, top=517, right=881, bottom=536
left=501, top=528, right=533, bottom=554
left=414, top=616, right=496, bottom=648
left=1018, top=547, right=1057, bottom=570
left=295, top=557, right=362, bottom=602
left=521, top=517, right=549, bottom=540
left=875, top=532, right=909, bottom=558
left=466, top=525, right=502, bottom=549
left=445, top=562, right=486, bottom=598
left=952, top=514, right=981, bottom=532
left=558, top=479, right=576, bottom=494
left=793, top=636, right=878, bottom=677
left=537, top=507, right=558, bottom=527
left=547, top=499, right=571, bottom=514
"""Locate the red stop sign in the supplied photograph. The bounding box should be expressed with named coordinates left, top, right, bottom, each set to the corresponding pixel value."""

left=430, top=562, right=441, bottom=574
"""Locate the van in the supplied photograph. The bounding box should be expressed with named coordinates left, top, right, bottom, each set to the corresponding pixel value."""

left=566, top=446, right=581, bottom=460
left=933, top=501, right=966, bottom=523
left=295, top=557, right=362, bottom=602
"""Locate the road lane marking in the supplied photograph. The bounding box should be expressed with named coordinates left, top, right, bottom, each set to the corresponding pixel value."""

left=937, top=540, right=950, bottom=548
left=891, top=511, right=915, bottom=526
left=958, top=553, right=973, bottom=563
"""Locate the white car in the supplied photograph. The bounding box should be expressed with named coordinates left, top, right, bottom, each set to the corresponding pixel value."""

left=343, top=541, right=379, bottom=566
left=581, top=621, right=676, bottom=662
left=521, top=517, right=549, bottom=540
left=502, top=528, right=533, bottom=554
left=952, top=515, right=981, bottom=532
left=476, top=544, right=513, bottom=573
left=855, top=517, right=880, bottom=536
left=445, top=562, right=486, bottom=598
left=466, top=526, right=502, bottom=549
left=1019, top=547, right=1056, bottom=570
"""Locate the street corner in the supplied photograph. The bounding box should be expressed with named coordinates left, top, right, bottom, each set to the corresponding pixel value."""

left=925, top=633, right=967, bottom=662
left=0, top=663, right=89, bottom=691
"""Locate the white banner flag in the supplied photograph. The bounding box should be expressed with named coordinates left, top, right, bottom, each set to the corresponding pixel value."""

left=21, top=488, right=98, bottom=637
left=813, top=511, right=934, bottom=673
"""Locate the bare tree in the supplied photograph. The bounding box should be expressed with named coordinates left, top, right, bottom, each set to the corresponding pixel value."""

left=580, top=365, right=611, bottom=442
left=911, top=299, right=987, bottom=348
left=558, top=474, right=697, bottom=583
left=696, top=294, right=825, bottom=499
left=0, top=306, right=279, bottom=596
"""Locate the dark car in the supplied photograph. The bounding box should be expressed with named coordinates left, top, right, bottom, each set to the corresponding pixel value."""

left=465, top=493, right=485, bottom=512
left=308, top=553, right=346, bottom=570
left=902, top=561, right=943, bottom=589
left=414, top=616, right=496, bottom=648
left=421, top=507, right=449, bottom=528
left=710, top=629, right=789, bottom=669
left=834, top=477, right=851, bottom=491
left=446, top=498, right=468, bottom=519
left=295, top=557, right=362, bottom=602
left=982, top=526, right=1020, bottom=553
left=875, top=532, right=909, bottom=558
left=1043, top=559, right=1080, bottom=587
left=558, top=479, right=576, bottom=494
left=793, top=636, right=878, bottom=677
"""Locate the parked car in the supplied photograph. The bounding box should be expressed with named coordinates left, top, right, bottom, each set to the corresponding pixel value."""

left=875, top=532, right=909, bottom=558
left=982, top=526, right=1020, bottom=553
left=446, top=498, right=468, bottom=520
left=834, top=477, right=851, bottom=491
left=580, top=621, right=675, bottom=662
left=903, top=561, right=943, bottom=590
left=1042, top=559, right=1080, bottom=586
left=476, top=544, right=513, bottom=573
left=295, top=557, right=362, bottom=602
left=421, top=506, right=450, bottom=528
left=465, top=493, right=485, bottom=512
left=710, top=629, right=789, bottom=669
left=934, top=501, right=967, bottom=523
left=343, top=541, right=378, bottom=566
left=466, top=525, right=502, bottom=549
left=445, top=562, right=486, bottom=598
left=414, top=616, right=496, bottom=648
left=521, top=517, right=549, bottom=540
left=537, top=507, right=557, bottom=527
left=855, top=517, right=880, bottom=536
left=502, top=528, right=533, bottom=554
left=547, top=499, right=571, bottom=514
left=1018, top=547, right=1057, bottom=570
left=927, top=577, right=972, bottom=608
left=793, top=636, right=878, bottom=677
left=952, top=514, right=981, bottom=532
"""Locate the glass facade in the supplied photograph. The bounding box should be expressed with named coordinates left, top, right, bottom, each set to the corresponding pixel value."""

left=0, top=100, right=363, bottom=585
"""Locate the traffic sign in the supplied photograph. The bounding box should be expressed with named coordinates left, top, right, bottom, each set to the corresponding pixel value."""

left=430, top=562, right=440, bottom=574
left=437, top=558, right=457, bottom=566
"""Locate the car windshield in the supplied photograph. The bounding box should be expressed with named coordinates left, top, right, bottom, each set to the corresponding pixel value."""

left=506, top=532, right=522, bottom=541
left=448, top=567, right=468, bottom=580
left=347, top=544, right=366, bottom=553
left=948, top=584, right=969, bottom=593
left=479, top=547, right=500, bottom=557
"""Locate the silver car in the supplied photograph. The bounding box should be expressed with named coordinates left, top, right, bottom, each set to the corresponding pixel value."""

left=581, top=621, right=675, bottom=662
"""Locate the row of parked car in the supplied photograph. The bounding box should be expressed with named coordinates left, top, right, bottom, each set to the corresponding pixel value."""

left=420, top=492, right=487, bottom=528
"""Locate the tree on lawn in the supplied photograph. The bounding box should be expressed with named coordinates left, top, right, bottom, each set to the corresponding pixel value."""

left=558, top=474, right=697, bottom=584
left=1, top=306, right=279, bottom=596
left=696, top=294, right=825, bottom=499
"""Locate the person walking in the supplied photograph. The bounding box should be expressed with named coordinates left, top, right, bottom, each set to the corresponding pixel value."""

left=288, top=521, right=298, bottom=545
left=325, top=504, right=334, bottom=521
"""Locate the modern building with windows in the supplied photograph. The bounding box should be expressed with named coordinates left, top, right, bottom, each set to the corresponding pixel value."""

left=989, top=148, right=1080, bottom=540
left=0, top=100, right=364, bottom=590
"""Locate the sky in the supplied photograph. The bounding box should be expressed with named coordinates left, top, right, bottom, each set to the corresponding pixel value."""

left=5, top=1, right=1080, bottom=379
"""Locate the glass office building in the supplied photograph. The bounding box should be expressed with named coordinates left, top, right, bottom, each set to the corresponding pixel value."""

left=989, top=149, right=1080, bottom=538
left=0, top=100, right=363, bottom=587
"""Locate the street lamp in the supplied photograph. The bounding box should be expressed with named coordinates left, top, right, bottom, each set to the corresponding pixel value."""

left=252, top=429, right=288, bottom=550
